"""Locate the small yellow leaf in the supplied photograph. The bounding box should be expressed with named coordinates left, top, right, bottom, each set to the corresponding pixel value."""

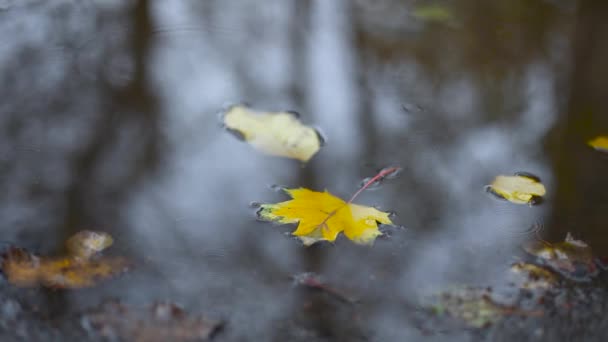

left=487, top=174, right=546, bottom=205
left=257, top=188, right=392, bottom=245
left=223, top=105, right=322, bottom=162
left=587, top=136, right=608, bottom=152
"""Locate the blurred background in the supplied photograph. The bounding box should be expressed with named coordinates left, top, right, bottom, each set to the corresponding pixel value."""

left=1, top=0, right=607, bottom=340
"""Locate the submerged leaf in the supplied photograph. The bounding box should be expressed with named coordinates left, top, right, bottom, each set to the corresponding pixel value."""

left=82, top=300, right=222, bottom=342
left=509, top=262, right=558, bottom=290
left=222, top=105, right=322, bottom=162
left=430, top=287, right=506, bottom=328
left=1, top=231, right=128, bottom=289
left=66, top=230, right=114, bottom=260
left=522, top=233, right=596, bottom=281
left=487, top=173, right=546, bottom=205
left=411, top=4, right=454, bottom=23
left=257, top=188, right=392, bottom=245
left=587, top=136, right=608, bottom=152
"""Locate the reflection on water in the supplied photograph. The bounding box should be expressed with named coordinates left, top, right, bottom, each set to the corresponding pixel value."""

left=1, top=0, right=608, bottom=340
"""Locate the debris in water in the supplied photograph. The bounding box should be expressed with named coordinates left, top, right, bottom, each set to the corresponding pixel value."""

left=429, top=286, right=508, bottom=328
left=82, top=300, right=222, bottom=342
left=428, top=286, right=542, bottom=328
left=292, top=272, right=358, bottom=304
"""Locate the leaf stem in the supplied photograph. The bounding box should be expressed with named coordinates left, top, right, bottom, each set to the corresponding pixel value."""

left=312, top=166, right=401, bottom=237
left=348, top=166, right=400, bottom=203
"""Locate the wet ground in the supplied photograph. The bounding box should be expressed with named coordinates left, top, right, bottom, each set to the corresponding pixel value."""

left=1, top=0, right=608, bottom=341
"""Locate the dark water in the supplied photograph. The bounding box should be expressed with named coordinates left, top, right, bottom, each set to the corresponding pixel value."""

left=1, top=0, right=608, bottom=341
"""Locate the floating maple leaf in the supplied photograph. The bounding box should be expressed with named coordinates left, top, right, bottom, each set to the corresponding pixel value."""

left=257, top=167, right=399, bottom=245
left=222, top=105, right=323, bottom=162
left=486, top=172, right=546, bottom=205
left=1, top=230, right=129, bottom=289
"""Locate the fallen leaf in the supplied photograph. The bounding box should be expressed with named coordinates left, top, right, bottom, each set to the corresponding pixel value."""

left=587, top=136, right=608, bottom=152
left=486, top=173, right=546, bottom=205
left=257, top=167, right=399, bottom=245
left=258, top=188, right=392, bottom=245
left=222, top=105, right=322, bottom=162
left=1, top=231, right=129, bottom=289
left=522, top=233, right=596, bottom=281
left=509, top=262, right=558, bottom=290
left=82, top=300, right=222, bottom=342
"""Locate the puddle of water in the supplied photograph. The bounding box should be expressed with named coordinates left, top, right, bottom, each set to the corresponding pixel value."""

left=1, top=0, right=608, bottom=341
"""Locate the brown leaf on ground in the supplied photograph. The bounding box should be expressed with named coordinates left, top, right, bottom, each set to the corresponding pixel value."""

left=82, top=300, right=223, bottom=342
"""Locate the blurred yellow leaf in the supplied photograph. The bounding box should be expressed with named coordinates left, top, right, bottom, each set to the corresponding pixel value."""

left=587, top=136, right=608, bottom=152
left=257, top=188, right=392, bottom=245
left=223, top=105, right=322, bottom=162
left=412, top=4, right=454, bottom=23
left=487, top=174, right=546, bottom=205
left=1, top=230, right=129, bottom=289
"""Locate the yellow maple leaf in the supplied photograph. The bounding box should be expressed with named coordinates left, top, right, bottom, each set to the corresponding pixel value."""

left=588, top=136, right=608, bottom=152
left=258, top=188, right=392, bottom=245
left=486, top=173, right=546, bottom=205
left=222, top=105, right=322, bottom=162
